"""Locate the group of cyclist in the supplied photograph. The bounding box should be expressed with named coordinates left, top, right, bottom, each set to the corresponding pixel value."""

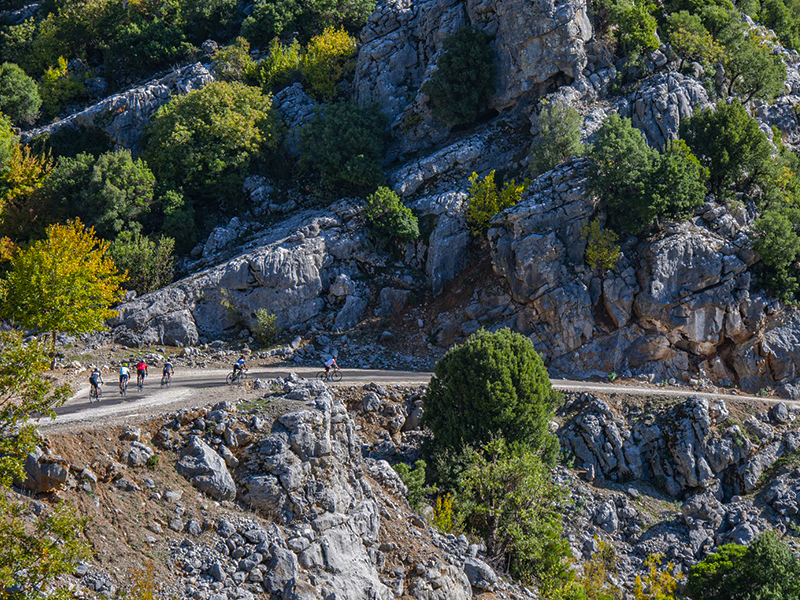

left=89, top=357, right=175, bottom=401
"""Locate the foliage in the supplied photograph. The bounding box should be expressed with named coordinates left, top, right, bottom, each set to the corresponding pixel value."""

left=29, top=123, right=113, bottom=160
left=686, top=532, right=800, bottom=600
left=725, top=31, right=787, bottom=102
left=587, top=114, right=657, bottom=234
left=212, top=37, right=257, bottom=83
left=146, top=454, right=160, bottom=469
left=0, top=219, right=126, bottom=360
left=431, top=494, right=455, bottom=533
left=121, top=561, right=173, bottom=599
left=745, top=0, right=800, bottom=51
left=0, top=498, right=92, bottom=599
left=667, top=11, right=725, bottom=70
left=421, top=27, right=496, bottom=126
left=422, top=328, right=560, bottom=460
left=466, top=170, right=528, bottom=235
left=581, top=218, right=620, bottom=272
left=681, top=101, right=772, bottom=197
left=300, top=101, right=386, bottom=191
left=0, top=331, right=70, bottom=487
left=753, top=205, right=800, bottom=300
left=0, top=62, right=40, bottom=126
left=580, top=539, right=622, bottom=600
left=0, top=134, right=53, bottom=240
left=633, top=554, right=679, bottom=600
left=529, top=99, right=584, bottom=177
left=258, top=38, right=303, bottom=92
left=110, top=229, right=175, bottom=295
left=44, top=150, right=156, bottom=240
left=393, top=460, right=436, bottom=512
left=302, top=26, right=357, bottom=100
left=254, top=308, right=278, bottom=346
left=159, top=188, right=196, bottom=253
left=609, top=0, right=660, bottom=55
left=39, top=56, right=87, bottom=116
left=241, top=0, right=375, bottom=45
left=145, top=81, right=280, bottom=210
left=364, top=186, right=419, bottom=247
left=649, top=139, right=708, bottom=221
left=455, top=437, right=575, bottom=594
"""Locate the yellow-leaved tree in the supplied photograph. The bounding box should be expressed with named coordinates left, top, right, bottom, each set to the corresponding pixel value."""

left=0, top=219, right=126, bottom=366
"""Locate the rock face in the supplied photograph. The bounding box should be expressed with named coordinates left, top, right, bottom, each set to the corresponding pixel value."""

left=20, top=63, right=213, bottom=151
left=355, top=0, right=592, bottom=154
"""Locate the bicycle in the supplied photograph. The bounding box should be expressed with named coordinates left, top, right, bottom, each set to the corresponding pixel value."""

left=226, top=368, right=248, bottom=385
left=316, top=367, right=342, bottom=382
left=119, top=377, right=129, bottom=397
left=137, top=373, right=146, bottom=391
left=89, top=382, right=103, bottom=402
left=161, top=373, right=172, bottom=388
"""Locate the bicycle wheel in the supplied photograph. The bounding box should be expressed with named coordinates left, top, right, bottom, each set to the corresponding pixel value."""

left=120, top=381, right=127, bottom=396
left=226, top=372, right=234, bottom=385
left=331, top=370, right=342, bottom=382
left=161, top=375, right=169, bottom=388
left=316, top=371, right=327, bottom=381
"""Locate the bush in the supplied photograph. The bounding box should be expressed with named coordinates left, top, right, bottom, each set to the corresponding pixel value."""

left=466, top=170, right=528, bottom=235
left=145, top=82, right=280, bottom=209
left=422, top=27, right=496, bottom=126
left=364, top=186, right=419, bottom=247
left=681, top=101, right=772, bottom=197
left=455, top=438, right=575, bottom=595
left=609, top=0, right=660, bottom=55
left=529, top=99, right=584, bottom=177
left=254, top=308, right=278, bottom=346
left=686, top=532, right=800, bottom=600
left=581, top=218, right=620, bottom=271
left=393, top=460, right=436, bottom=512
left=0, top=62, right=40, bottom=125
left=588, top=114, right=656, bottom=234
left=110, top=230, right=175, bottom=295
left=422, top=328, right=560, bottom=459
left=44, top=150, right=156, bottom=240
left=301, top=26, right=357, bottom=100
left=633, top=554, right=679, bottom=600
left=0, top=142, right=54, bottom=240
left=431, top=494, right=455, bottom=533
left=749, top=0, right=800, bottom=50
left=667, top=11, right=725, bottom=71
left=212, top=37, right=257, bottom=83
left=300, top=101, right=386, bottom=190
left=38, top=56, right=87, bottom=116
left=580, top=539, right=621, bottom=600
left=258, top=38, right=303, bottom=92
left=650, top=139, right=707, bottom=221
left=724, top=30, right=787, bottom=102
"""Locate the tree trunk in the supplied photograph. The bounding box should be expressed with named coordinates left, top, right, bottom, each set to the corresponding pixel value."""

left=50, top=330, right=57, bottom=370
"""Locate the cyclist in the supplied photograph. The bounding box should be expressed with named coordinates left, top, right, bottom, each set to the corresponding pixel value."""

left=232, top=355, right=246, bottom=380
left=89, top=366, right=103, bottom=400
left=119, top=363, right=130, bottom=393
left=323, top=356, right=338, bottom=381
left=162, top=358, right=174, bottom=383
left=136, top=359, right=148, bottom=388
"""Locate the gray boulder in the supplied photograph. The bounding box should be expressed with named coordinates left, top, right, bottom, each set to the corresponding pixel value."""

left=176, top=437, right=236, bottom=501
left=463, top=557, right=498, bottom=591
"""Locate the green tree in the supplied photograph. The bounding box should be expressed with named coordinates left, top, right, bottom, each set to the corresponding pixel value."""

left=529, top=100, right=584, bottom=177
left=212, top=37, right=258, bottom=83
left=300, top=101, right=386, bottom=190
left=667, top=11, right=725, bottom=71
left=0, top=62, right=41, bottom=126
left=110, top=229, right=175, bottom=295
left=393, top=460, right=436, bottom=512
left=422, top=328, right=560, bottom=459
left=254, top=308, right=278, bottom=346
left=753, top=0, right=800, bottom=51
left=650, top=139, right=707, bottom=221
left=145, top=81, right=280, bottom=209
left=466, top=170, right=528, bottom=235
left=456, top=438, right=576, bottom=595
left=422, top=27, right=496, bottom=126
left=681, top=101, right=773, bottom=197
left=43, top=150, right=156, bottom=240
left=38, top=56, right=87, bottom=116
left=257, top=38, right=303, bottom=92
left=301, top=26, right=358, bottom=100
left=364, top=186, right=419, bottom=248
left=588, top=114, right=657, bottom=234
left=581, top=218, right=620, bottom=272
left=0, top=219, right=126, bottom=363
left=610, top=0, right=660, bottom=55
left=725, top=31, right=787, bottom=102
left=753, top=206, right=800, bottom=300
left=686, top=532, right=800, bottom=600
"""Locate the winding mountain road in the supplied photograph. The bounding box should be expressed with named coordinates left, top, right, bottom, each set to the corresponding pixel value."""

left=38, top=366, right=790, bottom=430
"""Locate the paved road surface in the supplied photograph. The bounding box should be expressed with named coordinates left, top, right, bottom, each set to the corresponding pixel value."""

left=40, top=367, right=788, bottom=429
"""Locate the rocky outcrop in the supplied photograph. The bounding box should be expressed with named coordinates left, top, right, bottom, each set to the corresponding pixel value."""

left=355, top=0, right=592, bottom=154
left=176, top=436, right=237, bottom=502
left=20, top=63, right=214, bottom=152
